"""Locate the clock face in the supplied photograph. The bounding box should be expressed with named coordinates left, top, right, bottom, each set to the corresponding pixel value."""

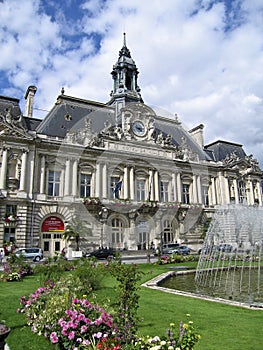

left=132, top=121, right=146, bottom=136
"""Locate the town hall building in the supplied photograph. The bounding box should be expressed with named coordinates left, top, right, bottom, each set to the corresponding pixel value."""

left=0, top=34, right=262, bottom=257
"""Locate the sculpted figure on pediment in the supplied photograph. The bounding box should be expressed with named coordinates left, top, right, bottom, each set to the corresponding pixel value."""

left=65, top=117, right=94, bottom=146
left=0, top=108, right=25, bottom=131
left=176, top=136, right=199, bottom=162
left=245, top=154, right=261, bottom=172
left=156, top=131, right=164, bottom=145
left=223, top=150, right=239, bottom=164
left=147, top=118, right=155, bottom=141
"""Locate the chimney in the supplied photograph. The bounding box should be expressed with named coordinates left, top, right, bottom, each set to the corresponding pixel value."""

left=24, top=85, right=37, bottom=117
left=188, top=124, right=204, bottom=148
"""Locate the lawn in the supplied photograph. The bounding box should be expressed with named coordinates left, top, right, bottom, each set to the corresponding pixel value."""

left=1, top=261, right=263, bottom=350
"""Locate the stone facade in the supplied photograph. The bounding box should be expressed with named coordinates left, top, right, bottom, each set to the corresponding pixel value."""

left=0, top=35, right=262, bottom=257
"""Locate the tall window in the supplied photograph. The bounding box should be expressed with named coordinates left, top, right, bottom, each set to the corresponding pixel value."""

left=80, top=174, right=91, bottom=198
left=136, top=179, right=146, bottom=201
left=163, top=220, right=174, bottom=243
left=4, top=227, right=16, bottom=243
left=111, top=218, right=124, bottom=248
left=4, top=205, right=17, bottom=243
left=137, top=220, right=149, bottom=250
left=48, top=171, right=61, bottom=196
left=160, top=181, right=169, bottom=202
left=202, top=186, right=209, bottom=206
left=110, top=176, right=121, bottom=199
left=182, top=184, right=190, bottom=204
left=6, top=204, right=17, bottom=215
left=238, top=181, right=247, bottom=203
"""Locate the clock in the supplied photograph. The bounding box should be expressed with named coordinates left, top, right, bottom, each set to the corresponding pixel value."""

left=132, top=121, right=146, bottom=136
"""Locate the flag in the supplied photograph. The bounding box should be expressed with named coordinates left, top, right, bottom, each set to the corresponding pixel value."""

left=113, top=180, right=122, bottom=199
left=148, top=171, right=153, bottom=201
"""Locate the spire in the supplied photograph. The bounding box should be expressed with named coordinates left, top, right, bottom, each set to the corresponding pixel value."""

left=108, top=33, right=143, bottom=108
left=119, top=32, right=131, bottom=58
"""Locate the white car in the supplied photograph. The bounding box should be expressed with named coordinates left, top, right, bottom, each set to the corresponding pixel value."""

left=15, top=248, right=43, bottom=261
left=168, top=245, right=191, bottom=255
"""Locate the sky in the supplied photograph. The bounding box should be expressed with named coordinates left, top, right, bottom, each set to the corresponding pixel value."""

left=0, top=0, right=263, bottom=166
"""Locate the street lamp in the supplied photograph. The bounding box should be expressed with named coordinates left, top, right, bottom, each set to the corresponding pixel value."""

left=99, top=207, right=108, bottom=248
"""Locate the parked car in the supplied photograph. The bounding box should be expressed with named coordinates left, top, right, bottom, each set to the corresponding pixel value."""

left=216, top=244, right=233, bottom=253
left=168, top=245, right=191, bottom=255
left=86, top=248, right=116, bottom=260
left=156, top=243, right=180, bottom=255
left=198, top=246, right=213, bottom=254
left=15, top=248, right=43, bottom=261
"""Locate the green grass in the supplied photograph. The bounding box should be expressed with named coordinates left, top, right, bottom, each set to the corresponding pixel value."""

left=1, top=262, right=263, bottom=350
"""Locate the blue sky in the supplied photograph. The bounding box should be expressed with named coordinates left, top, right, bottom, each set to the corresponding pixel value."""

left=0, top=0, right=263, bottom=166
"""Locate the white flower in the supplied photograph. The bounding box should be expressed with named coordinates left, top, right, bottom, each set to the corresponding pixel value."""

left=150, top=336, right=160, bottom=343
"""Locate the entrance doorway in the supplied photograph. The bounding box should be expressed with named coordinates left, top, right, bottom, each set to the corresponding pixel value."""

left=41, top=216, right=65, bottom=257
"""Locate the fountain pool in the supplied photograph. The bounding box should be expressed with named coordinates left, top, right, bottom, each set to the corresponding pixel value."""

left=160, top=205, right=263, bottom=307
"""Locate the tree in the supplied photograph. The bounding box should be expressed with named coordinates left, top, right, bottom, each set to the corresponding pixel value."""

left=63, top=216, right=91, bottom=251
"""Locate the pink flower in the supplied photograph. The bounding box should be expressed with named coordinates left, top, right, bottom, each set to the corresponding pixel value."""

left=62, top=329, right=68, bottom=336
left=94, top=332, right=103, bottom=339
left=67, top=321, right=74, bottom=328
left=50, top=332, right=59, bottom=344
left=82, top=340, right=91, bottom=345
left=81, top=325, right=87, bottom=333
left=77, top=313, right=85, bottom=321
left=68, top=331, right=75, bottom=340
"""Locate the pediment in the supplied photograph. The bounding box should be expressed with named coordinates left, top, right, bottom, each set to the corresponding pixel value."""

left=223, top=154, right=262, bottom=175
left=0, top=116, right=33, bottom=141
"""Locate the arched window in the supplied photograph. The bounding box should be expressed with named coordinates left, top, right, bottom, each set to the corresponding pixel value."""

left=136, top=219, right=149, bottom=250
left=111, top=218, right=124, bottom=248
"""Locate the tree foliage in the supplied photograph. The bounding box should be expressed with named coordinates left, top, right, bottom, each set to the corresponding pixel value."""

left=63, top=216, right=91, bottom=251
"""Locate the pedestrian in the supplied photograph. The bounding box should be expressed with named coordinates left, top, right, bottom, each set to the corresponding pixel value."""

left=0, top=249, right=4, bottom=264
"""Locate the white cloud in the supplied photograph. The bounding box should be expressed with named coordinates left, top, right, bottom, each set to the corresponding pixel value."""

left=0, top=0, right=263, bottom=167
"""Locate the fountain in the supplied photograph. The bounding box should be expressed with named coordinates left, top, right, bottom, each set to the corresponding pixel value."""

left=194, top=204, right=263, bottom=306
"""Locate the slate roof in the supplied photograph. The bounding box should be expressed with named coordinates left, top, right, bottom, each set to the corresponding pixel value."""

left=154, top=116, right=213, bottom=161
left=23, top=116, right=42, bottom=131
left=0, top=93, right=248, bottom=166
left=36, top=94, right=115, bottom=138
left=204, top=140, right=246, bottom=162
left=0, top=95, right=22, bottom=118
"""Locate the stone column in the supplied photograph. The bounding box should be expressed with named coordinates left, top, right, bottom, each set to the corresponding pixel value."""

left=224, top=177, right=230, bottom=204
left=72, top=159, right=78, bottom=197
left=148, top=169, right=154, bottom=201
left=172, top=173, right=177, bottom=202
left=256, top=182, right=262, bottom=206
left=192, top=175, right=198, bottom=204
left=247, top=179, right=254, bottom=205
left=197, top=175, right=202, bottom=204
left=211, top=177, right=217, bottom=205
left=95, top=162, right=101, bottom=197
left=0, top=147, right=8, bottom=189
left=39, top=154, right=46, bottom=194
left=218, top=172, right=229, bottom=205
left=64, top=158, right=71, bottom=196
left=130, top=166, right=135, bottom=200
left=19, top=149, right=28, bottom=191
left=102, top=163, right=108, bottom=198
left=154, top=170, right=159, bottom=202
left=176, top=172, right=182, bottom=203
left=123, top=166, right=128, bottom=199
left=233, top=178, right=239, bottom=204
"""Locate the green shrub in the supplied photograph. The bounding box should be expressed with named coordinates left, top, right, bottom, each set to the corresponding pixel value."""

left=109, top=262, right=143, bottom=341
left=0, top=254, right=33, bottom=281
